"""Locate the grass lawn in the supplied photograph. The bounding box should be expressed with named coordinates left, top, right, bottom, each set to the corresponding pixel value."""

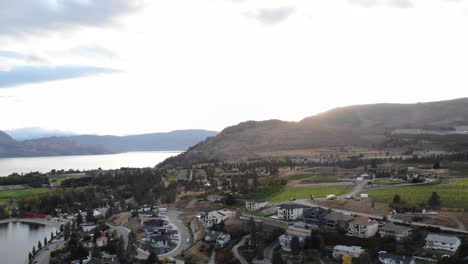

left=365, top=178, right=468, bottom=208
left=0, top=188, right=49, bottom=202
left=287, top=174, right=339, bottom=183
left=50, top=176, right=80, bottom=186
left=254, top=184, right=352, bottom=203
left=373, top=178, right=401, bottom=185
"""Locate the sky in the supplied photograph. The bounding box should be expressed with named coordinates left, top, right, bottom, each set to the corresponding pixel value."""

left=0, top=0, right=468, bottom=135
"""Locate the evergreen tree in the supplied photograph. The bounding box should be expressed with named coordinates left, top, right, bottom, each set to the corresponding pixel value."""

left=290, top=236, right=300, bottom=254
left=86, top=208, right=95, bottom=223
left=428, top=192, right=441, bottom=208
left=44, top=236, right=48, bottom=246
left=91, top=244, right=102, bottom=259
left=126, top=232, right=137, bottom=262
left=272, top=251, right=284, bottom=264
left=146, top=251, right=160, bottom=264
left=38, top=241, right=42, bottom=250
left=393, top=194, right=401, bottom=204
left=76, top=212, right=83, bottom=226
left=117, top=235, right=125, bottom=263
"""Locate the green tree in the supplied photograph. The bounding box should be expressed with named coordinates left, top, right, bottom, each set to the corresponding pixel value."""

left=272, top=251, right=284, bottom=264
left=126, top=231, right=137, bottom=262
left=44, top=236, right=48, bottom=246
left=76, top=212, right=83, bottom=226
left=91, top=244, right=102, bottom=259
left=393, top=194, right=401, bottom=204
left=117, top=235, right=125, bottom=262
left=146, top=251, right=160, bottom=264
left=225, top=193, right=235, bottom=206
left=86, top=208, right=95, bottom=223
left=428, top=192, right=441, bottom=208
left=38, top=241, right=42, bottom=250
left=433, top=161, right=440, bottom=170
left=290, top=236, right=300, bottom=254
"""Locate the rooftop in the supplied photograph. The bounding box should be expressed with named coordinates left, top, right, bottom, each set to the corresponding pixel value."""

left=351, top=216, right=378, bottom=226
left=378, top=252, right=414, bottom=264
left=278, top=203, right=309, bottom=210
left=324, top=212, right=354, bottom=222
left=380, top=223, right=412, bottom=233
left=425, top=233, right=460, bottom=244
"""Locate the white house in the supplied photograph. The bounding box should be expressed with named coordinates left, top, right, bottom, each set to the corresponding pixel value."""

left=201, top=209, right=234, bottom=228
left=424, top=233, right=461, bottom=252
left=245, top=200, right=268, bottom=211
left=332, top=245, right=365, bottom=259
left=347, top=216, right=379, bottom=238
left=278, top=234, right=303, bottom=251
left=277, top=204, right=308, bottom=221
left=378, top=252, right=415, bottom=264
left=204, top=230, right=231, bottom=248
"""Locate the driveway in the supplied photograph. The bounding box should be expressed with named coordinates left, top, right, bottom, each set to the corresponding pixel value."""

left=232, top=235, right=250, bottom=264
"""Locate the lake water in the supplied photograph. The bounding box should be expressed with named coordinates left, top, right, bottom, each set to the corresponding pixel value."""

left=0, top=151, right=181, bottom=176
left=0, top=221, right=57, bottom=264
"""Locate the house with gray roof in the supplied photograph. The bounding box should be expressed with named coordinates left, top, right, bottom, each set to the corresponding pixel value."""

left=204, top=230, right=231, bottom=248
left=379, top=223, right=413, bottom=241
left=323, top=212, right=354, bottom=232
left=424, top=233, right=461, bottom=252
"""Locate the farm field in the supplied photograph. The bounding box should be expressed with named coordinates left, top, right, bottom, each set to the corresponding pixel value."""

left=365, top=178, right=468, bottom=208
left=255, top=184, right=352, bottom=203
left=0, top=188, right=49, bottom=202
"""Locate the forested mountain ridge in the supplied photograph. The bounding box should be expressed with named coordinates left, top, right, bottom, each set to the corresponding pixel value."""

left=163, top=98, right=468, bottom=166
left=0, top=129, right=218, bottom=158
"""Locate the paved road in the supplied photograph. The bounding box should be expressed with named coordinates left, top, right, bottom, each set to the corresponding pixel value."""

left=232, top=235, right=250, bottom=264
left=158, top=208, right=191, bottom=259
left=31, top=239, right=65, bottom=264
left=109, top=208, right=191, bottom=261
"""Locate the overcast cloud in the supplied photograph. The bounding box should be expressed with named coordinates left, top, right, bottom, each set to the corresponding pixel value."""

left=0, top=0, right=144, bottom=36
left=1, top=0, right=468, bottom=135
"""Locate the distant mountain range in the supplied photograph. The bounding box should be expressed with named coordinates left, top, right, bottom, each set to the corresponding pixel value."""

left=164, top=98, right=468, bottom=166
left=5, top=127, right=75, bottom=141
left=0, top=130, right=218, bottom=158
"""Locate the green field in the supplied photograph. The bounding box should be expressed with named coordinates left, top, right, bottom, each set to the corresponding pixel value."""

left=365, top=179, right=468, bottom=208
left=373, top=178, right=400, bottom=185
left=0, top=188, right=49, bottom=202
left=287, top=174, right=339, bottom=183
left=255, top=184, right=352, bottom=203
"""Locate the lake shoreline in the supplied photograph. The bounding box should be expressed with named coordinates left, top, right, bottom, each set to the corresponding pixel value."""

left=0, top=151, right=181, bottom=176
left=0, top=218, right=62, bottom=228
